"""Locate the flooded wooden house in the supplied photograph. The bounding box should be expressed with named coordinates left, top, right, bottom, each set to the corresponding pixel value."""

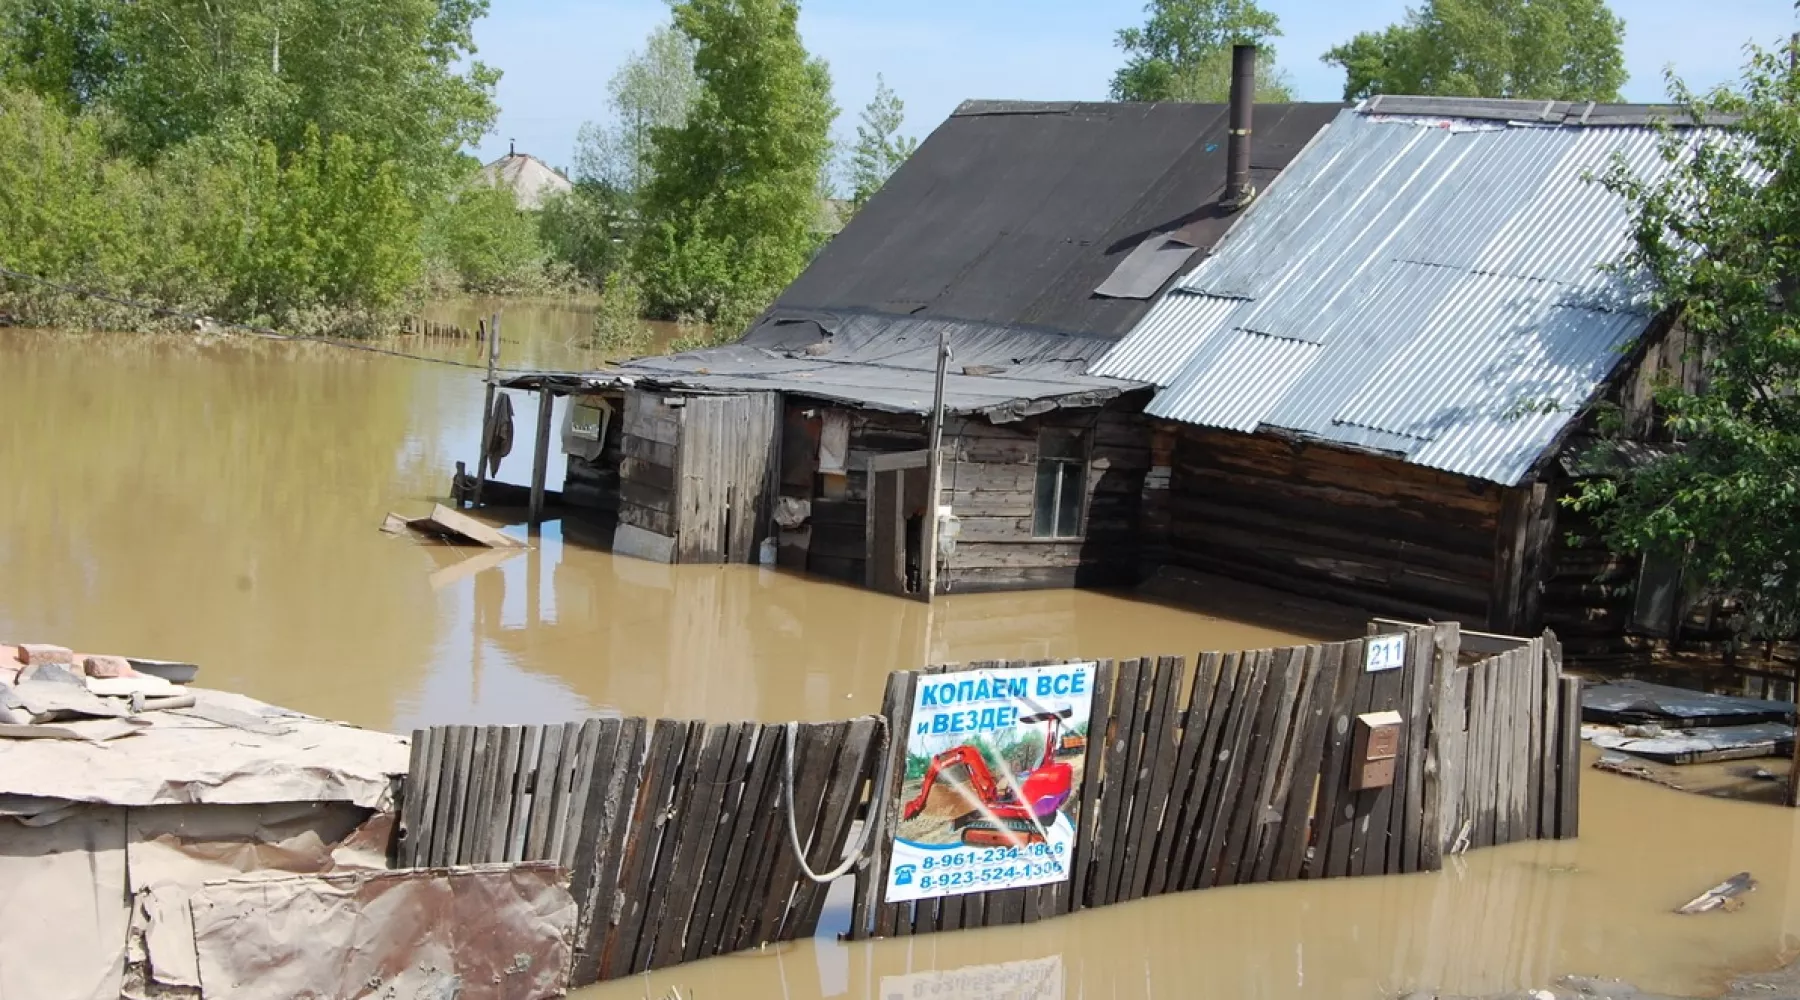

left=1092, top=96, right=1727, bottom=664
left=505, top=81, right=1342, bottom=596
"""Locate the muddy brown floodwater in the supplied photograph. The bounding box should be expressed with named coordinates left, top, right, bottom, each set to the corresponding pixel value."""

left=5, top=307, right=1800, bottom=1000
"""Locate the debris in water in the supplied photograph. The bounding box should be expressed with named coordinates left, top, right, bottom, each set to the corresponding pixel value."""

left=1594, top=752, right=1686, bottom=791
left=382, top=503, right=528, bottom=549
left=1677, top=872, right=1755, bottom=914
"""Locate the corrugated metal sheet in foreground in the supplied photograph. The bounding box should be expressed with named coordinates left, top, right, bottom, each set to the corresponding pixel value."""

left=1093, top=105, right=1689, bottom=487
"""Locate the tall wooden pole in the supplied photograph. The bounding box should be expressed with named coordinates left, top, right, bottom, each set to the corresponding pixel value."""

left=474, top=311, right=501, bottom=507
left=922, top=328, right=951, bottom=601
left=528, top=385, right=554, bottom=534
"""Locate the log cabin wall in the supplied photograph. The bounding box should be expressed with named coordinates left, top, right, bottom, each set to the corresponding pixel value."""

left=938, top=405, right=1151, bottom=593
left=773, top=399, right=1152, bottom=593
left=1165, top=426, right=1508, bottom=626
left=613, top=389, right=682, bottom=561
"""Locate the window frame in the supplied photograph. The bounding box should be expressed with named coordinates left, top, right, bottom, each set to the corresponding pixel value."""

left=1032, top=427, right=1090, bottom=540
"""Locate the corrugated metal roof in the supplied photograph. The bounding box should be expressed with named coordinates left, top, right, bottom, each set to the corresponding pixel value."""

left=1093, top=107, right=1695, bottom=486
left=502, top=310, right=1148, bottom=423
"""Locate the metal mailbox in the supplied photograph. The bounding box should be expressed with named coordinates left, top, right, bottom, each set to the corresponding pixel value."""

left=1351, top=710, right=1404, bottom=791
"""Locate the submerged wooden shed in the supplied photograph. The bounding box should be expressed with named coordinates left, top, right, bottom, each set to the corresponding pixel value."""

left=501, top=97, right=1343, bottom=592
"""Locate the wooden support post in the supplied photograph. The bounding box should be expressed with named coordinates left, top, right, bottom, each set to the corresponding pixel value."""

left=474, top=311, right=501, bottom=507
left=921, top=327, right=950, bottom=601
left=529, top=385, right=554, bottom=533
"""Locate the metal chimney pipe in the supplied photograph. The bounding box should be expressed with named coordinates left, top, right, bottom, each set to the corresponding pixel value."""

left=1225, top=42, right=1256, bottom=210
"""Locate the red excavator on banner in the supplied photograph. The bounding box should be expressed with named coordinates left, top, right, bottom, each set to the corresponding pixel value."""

left=901, top=707, right=1078, bottom=848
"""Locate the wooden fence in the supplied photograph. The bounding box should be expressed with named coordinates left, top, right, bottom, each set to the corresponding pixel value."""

left=397, top=622, right=1580, bottom=986
left=396, top=716, right=882, bottom=986
left=845, top=622, right=1580, bottom=938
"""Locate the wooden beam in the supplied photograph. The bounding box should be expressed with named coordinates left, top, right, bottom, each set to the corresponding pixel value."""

left=529, top=386, right=555, bottom=532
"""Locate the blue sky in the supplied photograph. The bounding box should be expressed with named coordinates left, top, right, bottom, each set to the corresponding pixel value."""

left=472, top=0, right=1800, bottom=171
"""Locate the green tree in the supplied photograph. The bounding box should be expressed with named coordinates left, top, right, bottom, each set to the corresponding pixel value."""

left=1569, top=44, right=1800, bottom=640
left=537, top=181, right=628, bottom=286
left=1323, top=0, right=1627, bottom=102
left=633, top=0, right=838, bottom=333
left=420, top=178, right=546, bottom=296
left=573, top=24, right=699, bottom=194
left=0, top=0, right=498, bottom=196
left=1110, top=0, right=1289, bottom=103
left=849, top=75, right=918, bottom=208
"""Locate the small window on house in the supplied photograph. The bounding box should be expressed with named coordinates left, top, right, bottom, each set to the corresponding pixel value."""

left=1033, top=429, right=1088, bottom=538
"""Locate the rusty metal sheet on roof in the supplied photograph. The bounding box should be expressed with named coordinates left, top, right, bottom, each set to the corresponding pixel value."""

left=1097, top=107, right=1696, bottom=485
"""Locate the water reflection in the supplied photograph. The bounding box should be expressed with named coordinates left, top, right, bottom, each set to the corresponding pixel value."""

left=581, top=769, right=1800, bottom=999
left=0, top=317, right=1305, bottom=737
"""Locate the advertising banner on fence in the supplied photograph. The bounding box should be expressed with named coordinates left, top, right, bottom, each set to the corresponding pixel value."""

left=884, top=662, right=1096, bottom=903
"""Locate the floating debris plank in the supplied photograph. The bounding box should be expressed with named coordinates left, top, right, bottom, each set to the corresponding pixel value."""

left=1678, top=872, right=1755, bottom=914
left=383, top=504, right=528, bottom=549
left=1582, top=679, right=1793, bottom=728
left=1587, top=722, right=1795, bottom=765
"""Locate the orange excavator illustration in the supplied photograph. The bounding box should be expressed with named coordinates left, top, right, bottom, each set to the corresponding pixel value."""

left=901, top=707, right=1080, bottom=848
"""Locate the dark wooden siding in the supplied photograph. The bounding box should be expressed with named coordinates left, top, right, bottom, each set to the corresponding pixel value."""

left=938, top=406, right=1151, bottom=593
left=618, top=390, right=680, bottom=540
left=1165, top=426, right=1505, bottom=625
left=774, top=400, right=1151, bottom=593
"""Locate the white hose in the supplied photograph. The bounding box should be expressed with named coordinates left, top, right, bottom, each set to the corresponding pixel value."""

left=783, top=717, right=890, bottom=884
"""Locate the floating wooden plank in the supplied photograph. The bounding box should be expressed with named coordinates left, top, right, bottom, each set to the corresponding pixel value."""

left=1068, top=658, right=1115, bottom=913
left=1583, top=679, right=1793, bottom=727
left=1677, top=872, right=1755, bottom=914
left=1122, top=655, right=1185, bottom=902
left=404, top=503, right=529, bottom=549
left=1146, top=651, right=1221, bottom=896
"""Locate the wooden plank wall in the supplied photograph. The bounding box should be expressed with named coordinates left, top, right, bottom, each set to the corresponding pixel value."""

left=938, top=408, right=1151, bottom=594
left=399, top=717, right=882, bottom=987
left=848, top=625, right=1582, bottom=940
left=617, top=390, right=681, bottom=542
left=775, top=403, right=1150, bottom=592
left=675, top=393, right=780, bottom=563
left=1442, top=632, right=1582, bottom=851
left=1167, top=426, right=1505, bottom=625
